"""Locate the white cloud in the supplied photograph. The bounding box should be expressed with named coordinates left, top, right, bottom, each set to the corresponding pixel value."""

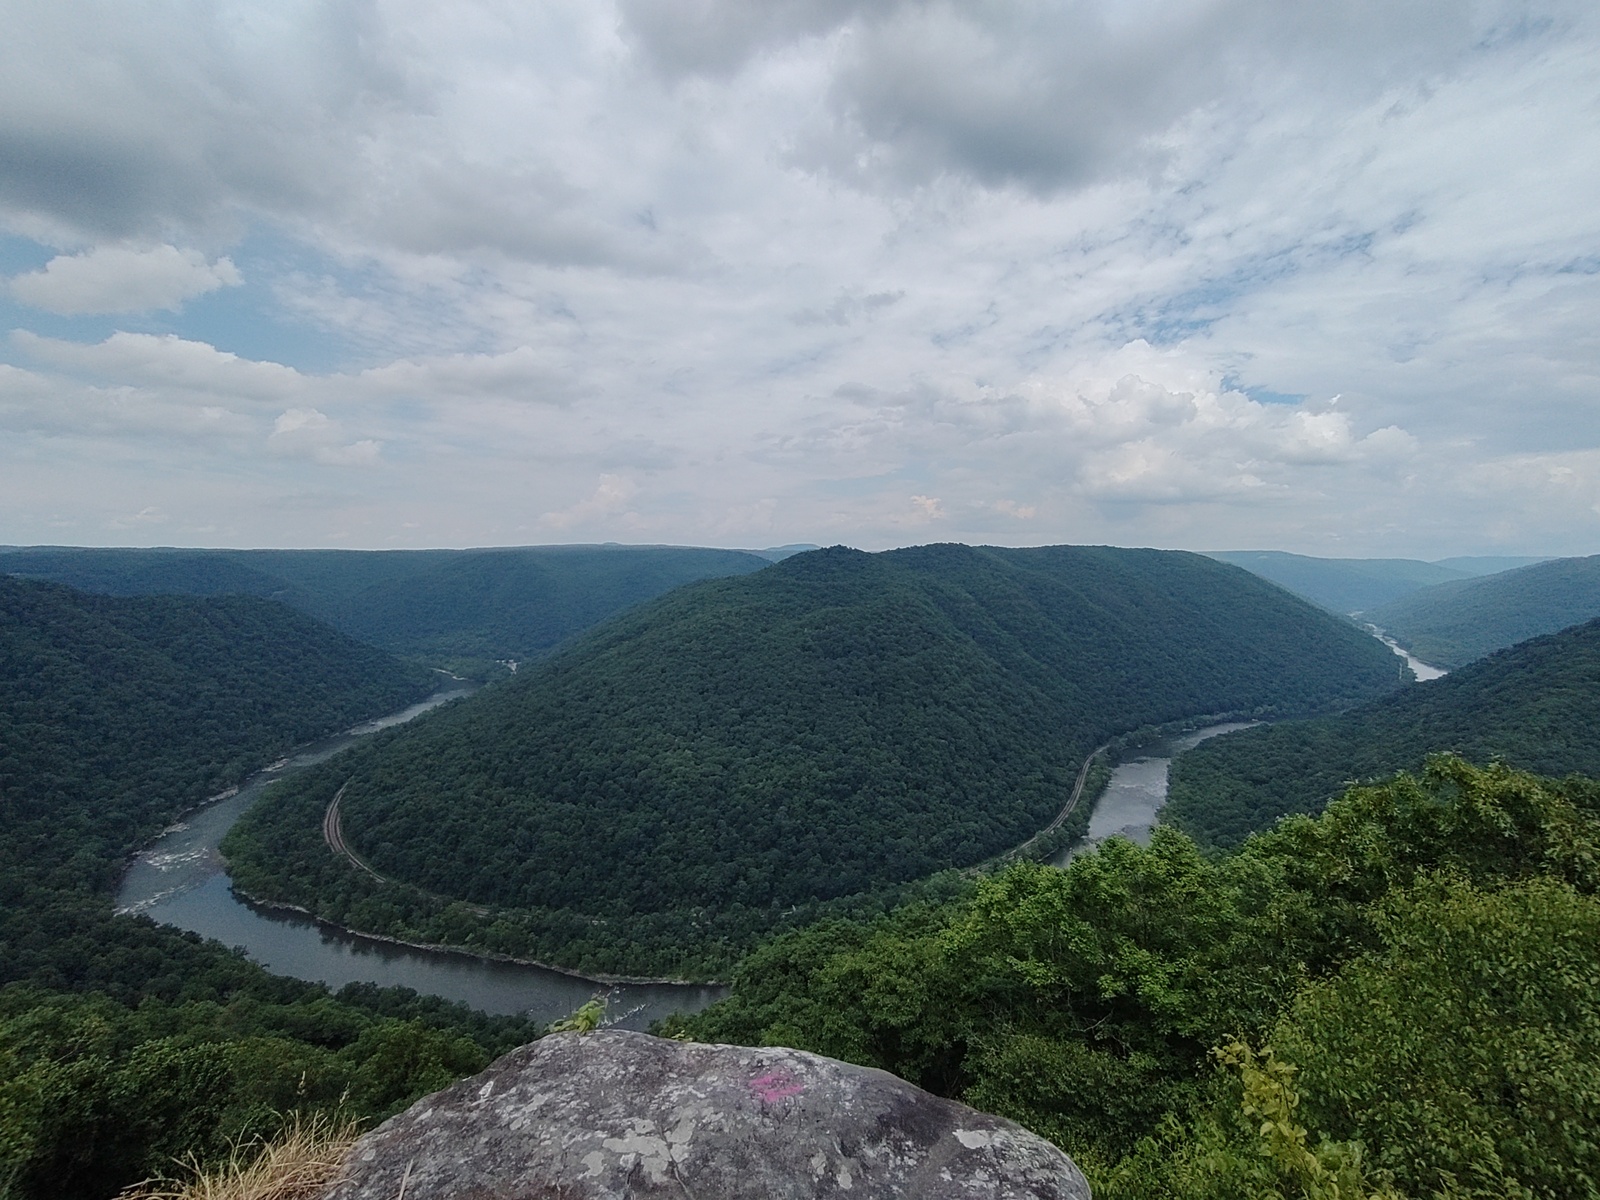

left=9, top=244, right=241, bottom=314
left=12, top=331, right=301, bottom=402
left=0, top=0, right=1596, bottom=554
left=541, top=474, right=640, bottom=531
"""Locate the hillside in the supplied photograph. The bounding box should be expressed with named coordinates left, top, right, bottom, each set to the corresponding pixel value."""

left=0, top=574, right=435, bottom=904
left=225, top=542, right=1405, bottom=977
left=1205, top=550, right=1472, bottom=612
left=676, top=759, right=1600, bottom=1200
left=1163, top=616, right=1600, bottom=848
left=0, top=544, right=771, bottom=668
left=1366, top=553, right=1600, bottom=667
left=0, top=577, right=548, bottom=1200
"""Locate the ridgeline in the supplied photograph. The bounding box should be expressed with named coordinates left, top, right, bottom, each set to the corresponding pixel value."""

left=0, top=543, right=772, bottom=672
left=1367, top=552, right=1600, bottom=667
left=1163, top=615, right=1600, bottom=849
left=225, top=543, right=1405, bottom=977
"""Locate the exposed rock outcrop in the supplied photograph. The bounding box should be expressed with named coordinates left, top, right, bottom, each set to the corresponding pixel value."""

left=322, top=1030, right=1090, bottom=1199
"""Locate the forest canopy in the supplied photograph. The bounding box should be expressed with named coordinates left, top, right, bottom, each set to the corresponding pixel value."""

left=0, top=577, right=543, bottom=1200
left=673, top=758, right=1600, bottom=1200
left=1164, top=615, right=1600, bottom=849
left=226, top=543, right=1406, bottom=977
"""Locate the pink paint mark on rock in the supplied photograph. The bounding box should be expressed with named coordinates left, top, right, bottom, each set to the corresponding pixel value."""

left=748, top=1070, right=805, bottom=1104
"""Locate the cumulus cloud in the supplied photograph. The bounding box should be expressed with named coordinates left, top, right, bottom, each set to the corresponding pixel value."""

left=0, top=0, right=1596, bottom=554
left=12, top=331, right=302, bottom=402
left=9, top=244, right=240, bottom=314
left=268, top=407, right=382, bottom=466
left=541, top=474, right=639, bottom=530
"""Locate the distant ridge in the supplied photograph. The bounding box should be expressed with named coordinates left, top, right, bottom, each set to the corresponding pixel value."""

left=0, top=544, right=770, bottom=668
left=1165, top=614, right=1600, bottom=848
left=1207, top=549, right=1553, bottom=615
left=1368, top=553, right=1600, bottom=667
left=226, top=542, right=1404, bottom=977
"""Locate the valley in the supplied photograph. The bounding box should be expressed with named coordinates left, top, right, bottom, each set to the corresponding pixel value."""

left=220, top=543, right=1404, bottom=977
left=4, top=541, right=1597, bottom=1200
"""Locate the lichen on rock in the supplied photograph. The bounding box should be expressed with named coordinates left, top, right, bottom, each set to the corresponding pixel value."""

left=320, top=1030, right=1090, bottom=1199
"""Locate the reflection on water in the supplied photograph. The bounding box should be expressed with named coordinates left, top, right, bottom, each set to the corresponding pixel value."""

left=116, top=685, right=724, bottom=1028
left=1050, top=722, right=1256, bottom=867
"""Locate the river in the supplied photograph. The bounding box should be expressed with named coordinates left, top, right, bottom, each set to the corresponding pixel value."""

left=115, top=686, right=725, bottom=1029
left=1048, top=722, right=1257, bottom=867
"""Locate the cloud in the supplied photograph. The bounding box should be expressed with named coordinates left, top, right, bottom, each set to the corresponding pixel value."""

left=9, top=244, right=240, bottom=314
left=541, top=473, right=639, bottom=530
left=12, top=331, right=302, bottom=402
left=268, top=406, right=382, bottom=466
left=0, top=1, right=1596, bottom=555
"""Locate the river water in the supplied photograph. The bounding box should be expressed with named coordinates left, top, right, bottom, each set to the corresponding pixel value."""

left=1369, top=627, right=1448, bottom=682
left=1049, top=722, right=1257, bottom=867
left=115, top=686, right=725, bottom=1029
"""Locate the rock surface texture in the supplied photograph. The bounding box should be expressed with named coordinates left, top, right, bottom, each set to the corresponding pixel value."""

left=321, top=1030, right=1090, bottom=1199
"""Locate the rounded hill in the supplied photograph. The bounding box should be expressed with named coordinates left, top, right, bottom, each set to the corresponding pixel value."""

left=230, top=543, right=1405, bottom=974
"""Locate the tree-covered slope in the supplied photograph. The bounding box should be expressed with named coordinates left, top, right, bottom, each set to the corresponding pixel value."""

left=0, top=544, right=771, bottom=667
left=0, top=577, right=553, bottom=1200
left=1163, top=616, right=1600, bottom=849
left=1366, top=553, right=1600, bottom=668
left=226, top=543, right=1404, bottom=976
left=1205, top=550, right=1473, bottom=613
left=674, top=759, right=1600, bottom=1200
left=0, top=575, right=433, bottom=900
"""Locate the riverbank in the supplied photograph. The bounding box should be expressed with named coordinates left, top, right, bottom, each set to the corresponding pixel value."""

left=234, top=886, right=728, bottom=987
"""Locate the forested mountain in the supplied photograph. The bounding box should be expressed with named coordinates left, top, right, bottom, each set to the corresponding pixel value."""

left=0, top=578, right=544, bottom=1200
left=1366, top=553, right=1600, bottom=667
left=675, top=759, right=1600, bottom=1200
left=0, top=544, right=771, bottom=669
left=1163, top=616, right=1600, bottom=848
left=1204, top=549, right=1546, bottom=614
left=225, top=543, right=1405, bottom=977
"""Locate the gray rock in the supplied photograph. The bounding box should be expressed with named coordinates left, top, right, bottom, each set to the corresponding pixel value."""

left=322, top=1030, right=1090, bottom=1199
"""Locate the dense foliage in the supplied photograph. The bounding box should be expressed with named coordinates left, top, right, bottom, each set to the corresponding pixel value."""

left=0, top=544, right=770, bottom=670
left=1205, top=550, right=1478, bottom=613
left=226, top=543, right=1404, bottom=977
left=673, top=758, right=1600, bottom=1199
left=1164, top=616, right=1600, bottom=848
left=1368, top=552, right=1600, bottom=667
left=0, top=578, right=543, bottom=1200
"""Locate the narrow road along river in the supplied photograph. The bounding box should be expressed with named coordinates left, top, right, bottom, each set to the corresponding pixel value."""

left=115, top=685, right=725, bottom=1029
left=1049, top=722, right=1256, bottom=867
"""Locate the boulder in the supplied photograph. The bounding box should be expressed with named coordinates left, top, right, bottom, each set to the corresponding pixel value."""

left=322, top=1030, right=1090, bottom=1199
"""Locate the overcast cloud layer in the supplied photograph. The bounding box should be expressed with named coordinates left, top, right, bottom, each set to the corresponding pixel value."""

left=2, top=0, right=1597, bottom=556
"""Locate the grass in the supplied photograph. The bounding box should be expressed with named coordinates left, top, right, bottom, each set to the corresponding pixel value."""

left=116, top=1116, right=360, bottom=1200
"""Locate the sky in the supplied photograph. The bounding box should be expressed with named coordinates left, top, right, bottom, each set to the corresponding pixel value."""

left=2, top=0, right=1598, bottom=557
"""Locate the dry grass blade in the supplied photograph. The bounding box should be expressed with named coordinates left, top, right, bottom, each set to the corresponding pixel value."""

left=116, top=1114, right=360, bottom=1200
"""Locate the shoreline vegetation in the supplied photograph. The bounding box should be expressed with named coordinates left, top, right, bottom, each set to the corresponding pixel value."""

left=216, top=707, right=1265, bottom=984
left=222, top=544, right=1402, bottom=979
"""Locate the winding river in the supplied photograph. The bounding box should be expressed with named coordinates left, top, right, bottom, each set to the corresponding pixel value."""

left=115, top=687, right=725, bottom=1029
left=1048, top=722, right=1256, bottom=867
left=119, top=629, right=1444, bottom=1025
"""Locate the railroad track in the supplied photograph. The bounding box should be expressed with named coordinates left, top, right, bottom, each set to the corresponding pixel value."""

left=322, top=783, right=387, bottom=882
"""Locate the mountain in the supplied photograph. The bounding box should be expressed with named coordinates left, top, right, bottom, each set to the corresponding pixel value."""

left=0, top=544, right=771, bottom=667
left=1164, top=616, right=1600, bottom=848
left=0, top=575, right=433, bottom=900
left=225, top=543, right=1406, bottom=977
left=1432, top=555, right=1550, bottom=575
left=1204, top=550, right=1472, bottom=613
left=1366, top=553, right=1600, bottom=668
left=0, top=577, right=552, bottom=1200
